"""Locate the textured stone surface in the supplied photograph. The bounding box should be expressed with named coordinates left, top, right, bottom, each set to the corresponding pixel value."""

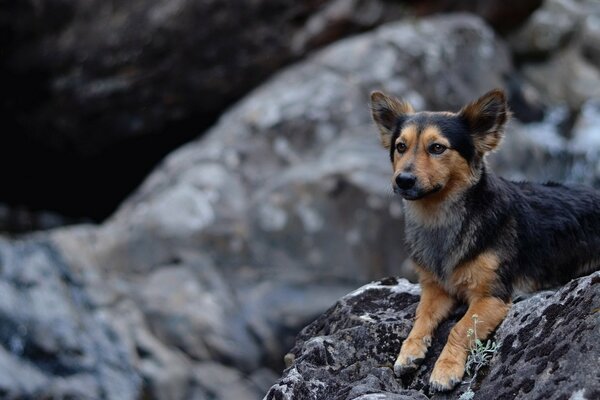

left=512, top=0, right=600, bottom=110
left=0, top=0, right=411, bottom=156
left=266, top=272, right=600, bottom=400
left=0, top=0, right=414, bottom=226
left=0, top=238, right=140, bottom=399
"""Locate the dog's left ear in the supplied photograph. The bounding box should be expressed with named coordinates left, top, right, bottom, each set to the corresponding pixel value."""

left=370, top=91, right=414, bottom=149
left=459, top=89, right=509, bottom=154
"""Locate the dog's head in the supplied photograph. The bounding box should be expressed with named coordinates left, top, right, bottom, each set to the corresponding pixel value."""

left=370, top=89, right=509, bottom=202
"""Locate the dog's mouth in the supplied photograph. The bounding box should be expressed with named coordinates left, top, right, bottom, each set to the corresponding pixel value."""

left=393, top=184, right=443, bottom=201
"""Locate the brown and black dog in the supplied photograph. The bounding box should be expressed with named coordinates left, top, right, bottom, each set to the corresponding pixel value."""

left=370, top=89, right=600, bottom=391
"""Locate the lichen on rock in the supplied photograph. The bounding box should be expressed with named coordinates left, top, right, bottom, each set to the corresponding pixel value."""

left=265, top=272, right=600, bottom=400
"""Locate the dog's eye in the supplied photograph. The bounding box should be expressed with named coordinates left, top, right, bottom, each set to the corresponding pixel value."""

left=396, top=142, right=407, bottom=153
left=429, top=143, right=447, bottom=155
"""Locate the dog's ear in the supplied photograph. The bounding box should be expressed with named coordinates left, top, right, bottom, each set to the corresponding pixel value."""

left=370, top=91, right=414, bottom=149
left=459, top=89, right=509, bottom=154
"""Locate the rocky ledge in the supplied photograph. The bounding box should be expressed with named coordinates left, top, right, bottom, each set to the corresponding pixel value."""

left=265, top=272, right=600, bottom=400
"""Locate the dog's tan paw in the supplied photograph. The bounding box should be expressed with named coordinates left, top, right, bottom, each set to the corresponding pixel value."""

left=393, top=336, right=429, bottom=376
left=429, top=357, right=464, bottom=392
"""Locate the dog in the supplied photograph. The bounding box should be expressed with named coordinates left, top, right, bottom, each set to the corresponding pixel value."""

left=369, top=88, right=600, bottom=392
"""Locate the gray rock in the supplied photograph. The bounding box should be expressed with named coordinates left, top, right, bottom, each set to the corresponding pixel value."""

left=410, top=0, right=543, bottom=31
left=509, top=0, right=585, bottom=55
left=582, top=13, right=600, bottom=65
left=521, top=49, right=600, bottom=111
left=512, top=0, right=600, bottom=110
left=0, top=238, right=140, bottom=399
left=266, top=272, right=600, bottom=400
left=474, top=274, right=600, bottom=400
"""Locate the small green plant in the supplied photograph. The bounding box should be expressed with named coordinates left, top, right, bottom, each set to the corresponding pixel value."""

left=458, top=314, right=499, bottom=400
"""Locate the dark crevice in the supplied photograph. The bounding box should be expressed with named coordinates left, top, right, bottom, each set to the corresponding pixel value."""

left=0, top=108, right=217, bottom=223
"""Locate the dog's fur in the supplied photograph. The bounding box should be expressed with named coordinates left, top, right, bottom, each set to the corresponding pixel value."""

left=370, top=89, right=600, bottom=392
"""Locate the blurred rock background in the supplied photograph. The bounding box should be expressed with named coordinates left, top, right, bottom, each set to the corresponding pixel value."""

left=1, top=0, right=599, bottom=398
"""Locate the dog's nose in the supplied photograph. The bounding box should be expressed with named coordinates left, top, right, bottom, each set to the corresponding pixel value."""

left=395, top=173, right=416, bottom=190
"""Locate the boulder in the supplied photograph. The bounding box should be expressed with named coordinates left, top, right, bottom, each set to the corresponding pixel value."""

left=265, top=272, right=600, bottom=400
left=0, top=0, right=413, bottom=225
left=0, top=238, right=140, bottom=399
left=510, top=0, right=600, bottom=110
left=0, top=0, right=412, bottom=156
left=411, top=0, right=543, bottom=31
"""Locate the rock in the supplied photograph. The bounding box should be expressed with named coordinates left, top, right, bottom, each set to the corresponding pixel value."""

left=0, top=0, right=412, bottom=157
left=135, top=264, right=262, bottom=367
left=265, top=272, right=600, bottom=400
left=510, top=0, right=600, bottom=110
left=582, top=12, right=600, bottom=66
left=521, top=49, right=600, bottom=111
left=0, top=238, right=140, bottom=399
left=508, top=0, right=585, bottom=56
left=192, top=362, right=265, bottom=400
left=0, top=0, right=415, bottom=224
left=473, top=274, right=600, bottom=400
left=411, top=0, right=543, bottom=31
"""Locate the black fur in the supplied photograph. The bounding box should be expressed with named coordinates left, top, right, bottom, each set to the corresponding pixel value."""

left=404, top=148, right=600, bottom=302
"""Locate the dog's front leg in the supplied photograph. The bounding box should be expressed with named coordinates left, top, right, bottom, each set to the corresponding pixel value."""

left=394, top=268, right=455, bottom=376
left=429, top=296, right=510, bottom=391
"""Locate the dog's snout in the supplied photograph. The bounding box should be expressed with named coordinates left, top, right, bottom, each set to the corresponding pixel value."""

left=395, top=173, right=416, bottom=190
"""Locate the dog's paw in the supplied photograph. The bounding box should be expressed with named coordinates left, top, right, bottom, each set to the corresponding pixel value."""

left=429, top=357, right=464, bottom=392
left=393, top=336, right=429, bottom=376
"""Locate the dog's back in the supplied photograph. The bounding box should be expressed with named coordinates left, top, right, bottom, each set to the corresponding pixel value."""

left=503, top=178, right=600, bottom=289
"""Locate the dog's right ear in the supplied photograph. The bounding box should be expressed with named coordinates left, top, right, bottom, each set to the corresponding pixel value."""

left=370, top=91, right=414, bottom=149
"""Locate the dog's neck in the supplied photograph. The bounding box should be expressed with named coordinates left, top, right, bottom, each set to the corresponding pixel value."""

left=403, top=195, right=466, bottom=228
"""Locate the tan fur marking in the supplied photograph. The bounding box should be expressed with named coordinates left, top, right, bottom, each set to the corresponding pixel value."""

left=420, top=126, right=450, bottom=148
left=395, top=264, right=455, bottom=372
left=430, top=297, right=510, bottom=389
left=427, top=252, right=510, bottom=390
left=450, top=251, right=501, bottom=301
left=392, top=124, right=418, bottom=172
left=397, top=125, right=418, bottom=147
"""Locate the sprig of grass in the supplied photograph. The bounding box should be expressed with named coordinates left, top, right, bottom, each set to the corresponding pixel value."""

left=458, top=314, right=499, bottom=400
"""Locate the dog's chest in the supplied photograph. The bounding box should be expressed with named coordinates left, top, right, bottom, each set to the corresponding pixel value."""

left=404, top=214, right=472, bottom=278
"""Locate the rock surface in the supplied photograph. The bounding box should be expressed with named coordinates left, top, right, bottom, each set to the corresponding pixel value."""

left=265, top=272, right=600, bottom=400
left=0, top=238, right=140, bottom=399
left=0, top=0, right=411, bottom=156
left=0, top=0, right=412, bottom=224
left=511, top=0, right=600, bottom=110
